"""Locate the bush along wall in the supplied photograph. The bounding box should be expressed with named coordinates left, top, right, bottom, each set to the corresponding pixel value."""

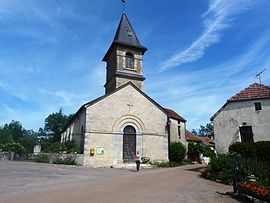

left=169, top=142, right=186, bottom=163
left=34, top=153, right=83, bottom=166
left=202, top=141, right=270, bottom=189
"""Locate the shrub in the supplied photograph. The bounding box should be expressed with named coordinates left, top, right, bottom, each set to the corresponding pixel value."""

left=52, top=157, right=75, bottom=165
left=169, top=142, right=186, bottom=163
left=239, top=158, right=270, bottom=187
left=35, top=154, right=50, bottom=163
left=256, top=141, right=270, bottom=162
left=1, top=142, right=25, bottom=154
left=152, top=161, right=183, bottom=168
left=201, top=154, right=233, bottom=184
left=201, top=147, right=215, bottom=158
left=187, top=142, right=201, bottom=154
left=141, top=157, right=150, bottom=164
left=209, top=154, right=233, bottom=173
left=229, top=141, right=270, bottom=162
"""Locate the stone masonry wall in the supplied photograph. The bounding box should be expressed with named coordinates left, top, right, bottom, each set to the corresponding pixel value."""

left=83, top=84, right=169, bottom=167
left=214, top=99, right=270, bottom=153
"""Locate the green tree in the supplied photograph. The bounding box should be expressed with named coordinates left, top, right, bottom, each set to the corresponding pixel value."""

left=44, top=108, right=73, bottom=142
left=169, top=142, right=186, bottom=163
left=5, top=121, right=26, bottom=141
left=192, top=123, right=214, bottom=138
left=0, top=126, right=13, bottom=144
left=18, top=130, right=39, bottom=154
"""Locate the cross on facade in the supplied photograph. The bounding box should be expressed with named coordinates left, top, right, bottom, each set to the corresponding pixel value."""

left=127, top=100, right=133, bottom=112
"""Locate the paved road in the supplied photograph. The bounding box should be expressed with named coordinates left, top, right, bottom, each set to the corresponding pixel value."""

left=0, top=161, right=237, bottom=203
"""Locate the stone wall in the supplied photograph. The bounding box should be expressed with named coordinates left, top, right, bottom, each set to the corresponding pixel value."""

left=213, top=99, right=270, bottom=153
left=61, top=110, right=86, bottom=149
left=83, top=84, right=169, bottom=167
left=0, top=151, right=14, bottom=161
left=37, top=153, right=84, bottom=166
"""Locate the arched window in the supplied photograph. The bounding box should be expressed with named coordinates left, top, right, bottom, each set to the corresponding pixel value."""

left=124, top=125, right=136, bottom=134
left=125, top=52, right=134, bottom=69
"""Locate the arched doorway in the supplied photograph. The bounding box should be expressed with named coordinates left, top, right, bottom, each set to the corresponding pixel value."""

left=123, top=125, right=136, bottom=162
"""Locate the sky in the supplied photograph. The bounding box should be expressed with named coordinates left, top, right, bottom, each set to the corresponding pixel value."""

left=0, top=0, right=270, bottom=131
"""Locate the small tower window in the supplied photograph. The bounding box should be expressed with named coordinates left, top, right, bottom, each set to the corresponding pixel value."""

left=125, top=52, right=134, bottom=69
left=254, top=102, right=262, bottom=111
left=127, top=30, right=133, bottom=37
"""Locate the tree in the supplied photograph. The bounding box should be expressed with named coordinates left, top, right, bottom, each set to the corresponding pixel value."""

left=0, top=120, right=26, bottom=143
left=18, top=130, right=39, bottom=154
left=44, top=108, right=73, bottom=142
left=192, top=123, right=214, bottom=138
left=169, top=142, right=186, bottom=163
left=0, top=126, right=13, bottom=144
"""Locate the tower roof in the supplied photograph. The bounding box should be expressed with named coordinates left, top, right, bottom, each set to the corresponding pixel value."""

left=103, top=13, right=147, bottom=61
left=113, top=13, right=146, bottom=50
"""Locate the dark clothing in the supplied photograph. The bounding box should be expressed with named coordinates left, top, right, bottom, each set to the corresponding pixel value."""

left=136, top=160, right=140, bottom=171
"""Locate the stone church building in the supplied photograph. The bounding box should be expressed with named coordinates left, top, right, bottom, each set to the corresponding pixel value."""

left=61, top=13, right=188, bottom=167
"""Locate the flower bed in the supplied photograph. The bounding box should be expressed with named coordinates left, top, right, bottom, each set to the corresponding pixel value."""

left=238, top=181, right=270, bottom=202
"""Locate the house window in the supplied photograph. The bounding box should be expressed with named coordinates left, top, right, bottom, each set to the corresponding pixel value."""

left=239, top=126, right=254, bottom=142
left=177, top=122, right=181, bottom=139
left=254, top=102, right=262, bottom=111
left=125, top=52, right=134, bottom=69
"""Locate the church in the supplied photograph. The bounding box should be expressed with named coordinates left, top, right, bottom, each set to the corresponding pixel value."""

left=61, top=12, right=188, bottom=167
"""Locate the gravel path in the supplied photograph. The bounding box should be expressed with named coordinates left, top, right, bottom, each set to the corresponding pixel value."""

left=0, top=161, right=238, bottom=203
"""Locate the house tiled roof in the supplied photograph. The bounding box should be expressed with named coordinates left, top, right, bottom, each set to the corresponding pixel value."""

left=163, top=108, right=187, bottom=122
left=211, top=83, right=270, bottom=121
left=229, top=83, right=270, bottom=101
left=199, top=137, right=215, bottom=148
left=185, top=130, right=201, bottom=142
left=185, top=130, right=215, bottom=148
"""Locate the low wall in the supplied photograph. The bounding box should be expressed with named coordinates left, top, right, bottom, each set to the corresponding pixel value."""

left=0, top=151, right=15, bottom=161
left=36, top=153, right=84, bottom=166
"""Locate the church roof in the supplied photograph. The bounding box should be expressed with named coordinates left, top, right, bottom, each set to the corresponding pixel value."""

left=163, top=108, right=186, bottom=122
left=210, top=83, right=270, bottom=121
left=63, top=82, right=167, bottom=131
left=113, top=13, right=147, bottom=51
left=103, top=13, right=147, bottom=61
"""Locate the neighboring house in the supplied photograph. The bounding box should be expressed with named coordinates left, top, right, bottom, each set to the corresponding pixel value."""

left=211, top=83, right=270, bottom=154
left=185, top=130, right=215, bottom=163
left=61, top=13, right=188, bottom=167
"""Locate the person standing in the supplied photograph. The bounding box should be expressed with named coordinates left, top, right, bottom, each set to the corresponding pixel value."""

left=134, top=151, right=141, bottom=171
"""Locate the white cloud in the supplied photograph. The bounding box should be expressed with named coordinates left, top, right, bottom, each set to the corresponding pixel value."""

left=3, top=104, right=16, bottom=114
left=159, top=0, right=252, bottom=72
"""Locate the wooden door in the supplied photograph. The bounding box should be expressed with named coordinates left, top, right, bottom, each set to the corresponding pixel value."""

left=239, top=126, right=254, bottom=142
left=123, top=126, right=136, bottom=162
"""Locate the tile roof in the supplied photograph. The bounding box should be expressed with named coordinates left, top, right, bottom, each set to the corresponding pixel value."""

left=185, top=130, right=215, bottom=148
left=229, top=83, right=270, bottom=101
left=211, top=83, right=270, bottom=121
left=185, top=130, right=201, bottom=142
left=163, top=108, right=187, bottom=122
left=199, top=137, right=215, bottom=148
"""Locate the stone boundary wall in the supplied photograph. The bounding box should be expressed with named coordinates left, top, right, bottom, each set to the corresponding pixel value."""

left=36, top=153, right=84, bottom=166
left=0, top=151, right=15, bottom=161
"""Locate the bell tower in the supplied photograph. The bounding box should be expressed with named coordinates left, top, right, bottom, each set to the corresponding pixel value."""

left=102, top=13, right=147, bottom=94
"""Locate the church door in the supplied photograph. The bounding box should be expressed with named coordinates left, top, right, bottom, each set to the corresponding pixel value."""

left=123, top=125, right=136, bottom=162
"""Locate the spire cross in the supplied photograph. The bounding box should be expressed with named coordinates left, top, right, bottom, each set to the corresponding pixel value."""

left=122, top=0, right=126, bottom=13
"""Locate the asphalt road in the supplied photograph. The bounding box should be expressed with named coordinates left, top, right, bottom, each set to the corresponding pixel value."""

left=0, top=161, right=238, bottom=203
